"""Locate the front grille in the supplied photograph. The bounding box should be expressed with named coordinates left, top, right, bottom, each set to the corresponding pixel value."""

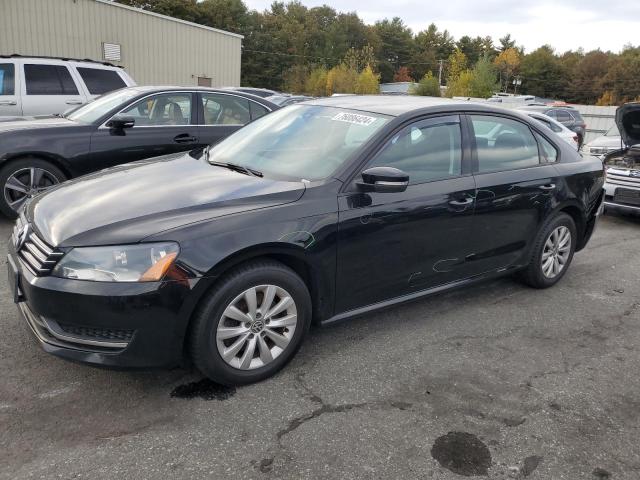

left=12, top=220, right=63, bottom=275
left=58, top=324, right=134, bottom=343
left=614, top=188, right=640, bottom=206
left=605, top=169, right=640, bottom=189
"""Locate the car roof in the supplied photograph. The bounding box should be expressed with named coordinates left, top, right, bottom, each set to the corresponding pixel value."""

left=117, top=86, right=277, bottom=104
left=300, top=95, right=511, bottom=117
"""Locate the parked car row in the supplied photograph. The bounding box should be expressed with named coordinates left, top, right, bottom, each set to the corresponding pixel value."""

left=7, top=94, right=606, bottom=384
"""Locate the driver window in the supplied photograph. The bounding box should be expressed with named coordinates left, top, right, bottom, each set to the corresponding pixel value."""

left=120, top=93, right=192, bottom=126
left=368, top=116, right=462, bottom=184
left=201, top=93, right=251, bottom=125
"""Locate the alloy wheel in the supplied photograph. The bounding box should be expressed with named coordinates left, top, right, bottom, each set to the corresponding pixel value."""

left=541, top=226, right=572, bottom=279
left=216, top=284, right=298, bottom=370
left=3, top=167, right=60, bottom=212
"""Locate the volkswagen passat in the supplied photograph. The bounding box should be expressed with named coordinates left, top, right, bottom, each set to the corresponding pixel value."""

left=8, top=97, right=604, bottom=385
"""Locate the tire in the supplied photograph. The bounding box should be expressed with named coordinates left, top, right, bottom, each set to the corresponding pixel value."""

left=189, top=259, right=312, bottom=385
left=0, top=157, right=67, bottom=219
left=517, top=213, right=577, bottom=289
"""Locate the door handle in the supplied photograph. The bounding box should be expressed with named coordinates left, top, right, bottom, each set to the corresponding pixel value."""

left=538, top=184, right=556, bottom=191
left=174, top=134, right=198, bottom=144
left=0, top=100, right=17, bottom=106
left=449, top=197, right=474, bottom=206
left=65, top=100, right=83, bottom=105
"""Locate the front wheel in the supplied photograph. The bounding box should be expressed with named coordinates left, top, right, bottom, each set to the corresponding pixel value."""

left=518, top=213, right=577, bottom=288
left=189, top=260, right=311, bottom=385
left=0, top=158, right=66, bottom=218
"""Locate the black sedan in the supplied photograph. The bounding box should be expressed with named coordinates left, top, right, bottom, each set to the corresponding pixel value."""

left=8, top=96, right=604, bottom=385
left=0, top=86, right=277, bottom=217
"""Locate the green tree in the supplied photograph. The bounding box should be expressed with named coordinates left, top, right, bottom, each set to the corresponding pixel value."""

left=446, top=49, right=468, bottom=85
left=469, top=55, right=499, bottom=97
left=446, top=70, right=474, bottom=97
left=356, top=66, right=380, bottom=94
left=305, top=67, right=329, bottom=96
left=520, top=45, right=568, bottom=98
left=372, top=17, right=414, bottom=83
left=411, top=72, right=440, bottom=96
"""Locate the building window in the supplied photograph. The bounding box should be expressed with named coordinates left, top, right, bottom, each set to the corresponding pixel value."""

left=197, top=77, right=212, bottom=87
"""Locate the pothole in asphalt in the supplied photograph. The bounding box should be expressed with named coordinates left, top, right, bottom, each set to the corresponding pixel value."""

left=170, top=378, right=236, bottom=400
left=431, top=431, right=492, bottom=476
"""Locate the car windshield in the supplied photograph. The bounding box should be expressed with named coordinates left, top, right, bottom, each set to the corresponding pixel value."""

left=605, top=125, right=620, bottom=136
left=206, top=105, right=390, bottom=181
left=67, top=89, right=141, bottom=124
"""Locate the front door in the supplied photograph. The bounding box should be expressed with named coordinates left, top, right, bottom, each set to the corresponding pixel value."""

left=335, top=115, right=477, bottom=313
left=89, top=92, right=199, bottom=174
left=465, top=114, right=562, bottom=274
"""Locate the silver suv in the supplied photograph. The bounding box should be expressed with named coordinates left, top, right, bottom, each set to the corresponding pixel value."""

left=603, top=103, right=640, bottom=214
left=0, top=55, right=136, bottom=119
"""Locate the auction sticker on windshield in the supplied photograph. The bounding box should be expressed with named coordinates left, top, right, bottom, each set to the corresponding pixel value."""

left=331, top=112, right=378, bottom=126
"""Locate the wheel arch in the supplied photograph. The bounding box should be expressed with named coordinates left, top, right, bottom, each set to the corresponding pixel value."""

left=0, top=152, right=73, bottom=179
left=179, top=243, right=329, bottom=359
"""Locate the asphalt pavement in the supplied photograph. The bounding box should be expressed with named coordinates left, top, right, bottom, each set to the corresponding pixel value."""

left=1, top=213, right=639, bottom=479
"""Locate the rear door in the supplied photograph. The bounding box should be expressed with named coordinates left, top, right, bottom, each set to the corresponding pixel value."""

left=89, top=91, right=199, bottom=173
left=335, top=115, right=477, bottom=313
left=21, top=62, right=87, bottom=116
left=196, top=92, right=269, bottom=149
left=0, top=62, right=21, bottom=116
left=466, top=114, right=561, bottom=274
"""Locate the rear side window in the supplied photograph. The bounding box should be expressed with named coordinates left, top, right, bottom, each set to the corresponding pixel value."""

left=535, top=133, right=559, bottom=163
left=201, top=93, right=251, bottom=125
left=77, top=67, right=126, bottom=95
left=0, top=64, right=15, bottom=95
left=249, top=102, right=269, bottom=121
left=25, top=64, right=78, bottom=95
left=471, top=115, right=540, bottom=173
left=369, top=116, right=462, bottom=184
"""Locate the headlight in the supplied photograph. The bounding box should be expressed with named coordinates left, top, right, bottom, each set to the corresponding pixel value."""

left=52, top=242, right=179, bottom=282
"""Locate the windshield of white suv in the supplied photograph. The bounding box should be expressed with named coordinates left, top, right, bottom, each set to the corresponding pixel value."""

left=67, top=89, right=141, bottom=124
left=206, top=105, right=390, bottom=181
left=605, top=125, right=620, bottom=136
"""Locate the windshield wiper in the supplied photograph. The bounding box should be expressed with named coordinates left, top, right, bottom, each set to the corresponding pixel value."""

left=209, top=160, right=263, bottom=178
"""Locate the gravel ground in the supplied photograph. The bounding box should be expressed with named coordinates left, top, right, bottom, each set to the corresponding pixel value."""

left=1, top=212, right=639, bottom=479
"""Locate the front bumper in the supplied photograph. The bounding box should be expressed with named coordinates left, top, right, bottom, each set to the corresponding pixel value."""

left=604, top=180, right=640, bottom=213
left=8, top=246, right=196, bottom=369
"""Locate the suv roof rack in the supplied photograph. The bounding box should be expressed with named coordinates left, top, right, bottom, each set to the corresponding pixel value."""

left=0, top=54, right=124, bottom=68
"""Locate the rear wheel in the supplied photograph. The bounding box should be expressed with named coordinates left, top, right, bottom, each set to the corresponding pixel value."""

left=518, top=213, right=576, bottom=288
left=189, top=260, right=311, bottom=385
left=0, top=158, right=66, bottom=218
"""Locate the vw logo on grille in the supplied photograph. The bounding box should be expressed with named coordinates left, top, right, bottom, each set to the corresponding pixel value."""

left=14, top=224, right=30, bottom=251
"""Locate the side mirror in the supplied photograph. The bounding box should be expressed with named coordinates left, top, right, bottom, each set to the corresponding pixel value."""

left=107, top=115, right=135, bottom=129
left=356, top=166, right=409, bottom=193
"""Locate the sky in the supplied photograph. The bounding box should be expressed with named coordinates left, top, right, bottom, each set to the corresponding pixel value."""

left=243, top=0, right=640, bottom=53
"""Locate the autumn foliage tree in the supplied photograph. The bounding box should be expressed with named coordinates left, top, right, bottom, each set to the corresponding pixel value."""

left=393, top=67, right=413, bottom=82
left=494, top=47, right=520, bottom=92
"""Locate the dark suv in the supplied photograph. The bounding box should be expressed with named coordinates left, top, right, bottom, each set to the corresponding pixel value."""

left=519, top=105, right=587, bottom=148
left=8, top=97, right=605, bottom=385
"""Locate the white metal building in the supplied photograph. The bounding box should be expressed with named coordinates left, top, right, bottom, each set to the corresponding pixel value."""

left=0, top=0, right=243, bottom=87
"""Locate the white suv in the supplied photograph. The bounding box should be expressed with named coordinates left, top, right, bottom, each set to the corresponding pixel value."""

left=0, top=55, right=136, bottom=118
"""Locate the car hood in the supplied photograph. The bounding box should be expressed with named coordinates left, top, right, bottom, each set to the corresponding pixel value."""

left=0, top=116, right=80, bottom=133
left=616, top=102, right=640, bottom=147
left=26, top=152, right=306, bottom=247
left=586, top=135, right=623, bottom=149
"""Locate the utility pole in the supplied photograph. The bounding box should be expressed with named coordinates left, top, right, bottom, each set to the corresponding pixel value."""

left=437, top=59, right=444, bottom=86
